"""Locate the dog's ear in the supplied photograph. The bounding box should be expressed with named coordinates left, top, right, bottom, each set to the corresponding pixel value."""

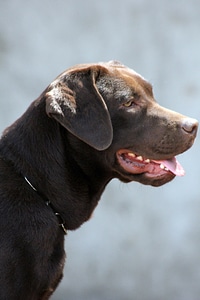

left=45, top=66, right=113, bottom=150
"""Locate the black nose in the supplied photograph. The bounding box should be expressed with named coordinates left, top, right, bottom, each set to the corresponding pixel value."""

left=182, top=118, right=198, bottom=136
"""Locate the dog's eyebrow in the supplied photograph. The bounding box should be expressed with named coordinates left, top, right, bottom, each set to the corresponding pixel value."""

left=138, top=78, right=153, bottom=96
left=120, top=70, right=153, bottom=97
left=145, top=81, right=153, bottom=94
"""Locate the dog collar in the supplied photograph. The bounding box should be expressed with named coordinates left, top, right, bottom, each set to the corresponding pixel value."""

left=24, top=176, right=67, bottom=235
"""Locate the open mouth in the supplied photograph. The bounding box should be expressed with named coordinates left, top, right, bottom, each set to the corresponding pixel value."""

left=116, top=149, right=185, bottom=177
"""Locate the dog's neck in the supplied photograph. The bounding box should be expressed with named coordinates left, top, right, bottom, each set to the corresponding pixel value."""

left=0, top=103, right=112, bottom=230
left=24, top=176, right=68, bottom=235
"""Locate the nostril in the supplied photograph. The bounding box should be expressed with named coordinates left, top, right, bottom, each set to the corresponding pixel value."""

left=182, top=118, right=198, bottom=135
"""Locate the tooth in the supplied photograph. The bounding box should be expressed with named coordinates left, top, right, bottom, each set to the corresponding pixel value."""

left=144, top=159, right=150, bottom=163
left=160, top=164, right=165, bottom=169
left=136, top=156, right=143, bottom=161
left=128, top=153, right=136, bottom=158
left=164, top=167, right=169, bottom=171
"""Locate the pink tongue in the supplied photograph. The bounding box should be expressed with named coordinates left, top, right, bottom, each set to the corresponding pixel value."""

left=153, top=157, right=185, bottom=176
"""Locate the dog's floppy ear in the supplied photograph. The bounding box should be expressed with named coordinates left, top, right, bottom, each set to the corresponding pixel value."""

left=45, top=66, right=113, bottom=150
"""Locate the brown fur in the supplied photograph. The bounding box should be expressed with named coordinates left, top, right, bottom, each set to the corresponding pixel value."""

left=0, top=61, right=198, bottom=299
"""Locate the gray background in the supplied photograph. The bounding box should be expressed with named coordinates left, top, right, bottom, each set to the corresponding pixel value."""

left=0, top=1, right=200, bottom=299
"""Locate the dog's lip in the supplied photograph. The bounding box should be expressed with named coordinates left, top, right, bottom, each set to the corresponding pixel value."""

left=116, top=149, right=185, bottom=177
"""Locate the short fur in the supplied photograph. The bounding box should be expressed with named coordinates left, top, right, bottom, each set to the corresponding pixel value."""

left=0, top=61, right=198, bottom=299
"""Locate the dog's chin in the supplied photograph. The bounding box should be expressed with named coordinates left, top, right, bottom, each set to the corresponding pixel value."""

left=117, top=171, right=176, bottom=187
left=115, top=166, right=176, bottom=186
left=116, top=149, right=179, bottom=187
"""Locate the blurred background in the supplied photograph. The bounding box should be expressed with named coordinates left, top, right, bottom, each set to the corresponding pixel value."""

left=0, top=0, right=200, bottom=299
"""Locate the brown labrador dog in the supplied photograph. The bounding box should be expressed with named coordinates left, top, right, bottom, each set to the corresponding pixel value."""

left=0, top=61, right=198, bottom=299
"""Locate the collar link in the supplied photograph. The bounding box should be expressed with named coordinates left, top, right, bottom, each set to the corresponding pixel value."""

left=24, top=176, right=67, bottom=235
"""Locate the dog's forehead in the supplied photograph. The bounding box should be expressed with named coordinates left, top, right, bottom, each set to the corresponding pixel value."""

left=106, top=63, right=153, bottom=95
left=62, top=61, right=153, bottom=96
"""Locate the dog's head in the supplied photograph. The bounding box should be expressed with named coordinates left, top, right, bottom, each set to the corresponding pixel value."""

left=45, top=61, right=198, bottom=187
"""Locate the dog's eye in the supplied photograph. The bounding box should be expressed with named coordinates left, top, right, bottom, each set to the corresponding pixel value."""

left=123, top=99, right=135, bottom=107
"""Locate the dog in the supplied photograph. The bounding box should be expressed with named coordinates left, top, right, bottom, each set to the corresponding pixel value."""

left=0, top=61, right=198, bottom=299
